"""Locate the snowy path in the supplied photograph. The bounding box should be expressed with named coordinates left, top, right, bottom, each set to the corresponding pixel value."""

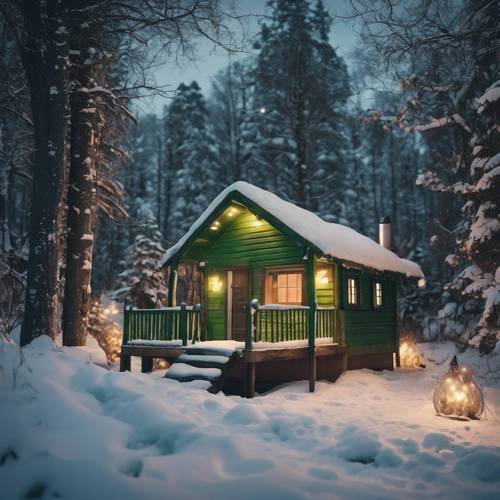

left=1, top=337, right=499, bottom=500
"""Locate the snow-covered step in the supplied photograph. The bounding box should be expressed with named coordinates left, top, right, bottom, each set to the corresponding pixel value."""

left=177, top=353, right=230, bottom=369
left=165, top=363, right=222, bottom=383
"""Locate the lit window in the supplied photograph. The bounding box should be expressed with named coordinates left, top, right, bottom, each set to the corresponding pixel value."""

left=347, top=277, right=359, bottom=305
left=265, top=270, right=303, bottom=305
left=374, top=281, right=383, bottom=308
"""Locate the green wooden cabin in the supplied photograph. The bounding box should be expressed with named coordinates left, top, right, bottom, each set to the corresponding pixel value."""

left=122, top=182, right=423, bottom=395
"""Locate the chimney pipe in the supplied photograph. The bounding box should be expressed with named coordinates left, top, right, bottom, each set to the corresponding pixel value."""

left=378, top=216, right=393, bottom=251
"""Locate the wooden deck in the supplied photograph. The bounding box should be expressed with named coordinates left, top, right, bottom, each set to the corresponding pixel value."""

left=120, top=342, right=348, bottom=397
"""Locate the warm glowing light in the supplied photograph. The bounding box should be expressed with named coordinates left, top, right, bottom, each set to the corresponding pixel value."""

left=315, top=269, right=330, bottom=286
left=208, top=275, right=223, bottom=293
left=226, top=206, right=239, bottom=217
left=253, top=216, right=264, bottom=227
left=210, top=220, right=220, bottom=231
left=418, top=278, right=426, bottom=288
left=399, top=337, right=422, bottom=368
left=433, top=356, right=484, bottom=420
left=259, top=106, right=267, bottom=114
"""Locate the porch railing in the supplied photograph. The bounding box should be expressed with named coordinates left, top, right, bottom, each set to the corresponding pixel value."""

left=123, top=303, right=201, bottom=346
left=245, top=300, right=338, bottom=349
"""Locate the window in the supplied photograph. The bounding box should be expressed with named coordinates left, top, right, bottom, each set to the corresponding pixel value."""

left=347, top=277, right=359, bottom=305
left=265, top=268, right=304, bottom=305
left=374, top=281, right=383, bottom=308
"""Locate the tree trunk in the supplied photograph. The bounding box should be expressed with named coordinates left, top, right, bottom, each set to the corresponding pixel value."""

left=62, top=6, right=100, bottom=346
left=20, top=0, right=68, bottom=345
left=62, top=77, right=96, bottom=346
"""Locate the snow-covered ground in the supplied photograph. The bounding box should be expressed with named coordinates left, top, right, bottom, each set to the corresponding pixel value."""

left=1, top=335, right=500, bottom=500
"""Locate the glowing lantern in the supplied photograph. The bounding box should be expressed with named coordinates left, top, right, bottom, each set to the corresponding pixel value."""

left=433, top=356, right=484, bottom=420
left=208, top=275, right=223, bottom=293
left=399, top=337, right=422, bottom=368
left=315, top=269, right=330, bottom=286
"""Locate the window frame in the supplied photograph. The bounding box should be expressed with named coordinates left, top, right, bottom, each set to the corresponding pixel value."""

left=373, top=280, right=384, bottom=309
left=264, top=265, right=305, bottom=306
left=346, top=275, right=360, bottom=306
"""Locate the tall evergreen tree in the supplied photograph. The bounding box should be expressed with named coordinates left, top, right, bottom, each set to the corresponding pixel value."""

left=250, top=0, right=350, bottom=218
left=165, top=82, right=218, bottom=242
left=209, top=61, right=251, bottom=184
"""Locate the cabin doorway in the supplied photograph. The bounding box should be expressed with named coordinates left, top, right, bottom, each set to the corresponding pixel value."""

left=226, top=269, right=249, bottom=341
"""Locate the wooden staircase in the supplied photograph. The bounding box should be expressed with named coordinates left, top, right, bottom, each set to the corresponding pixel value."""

left=164, top=346, right=240, bottom=393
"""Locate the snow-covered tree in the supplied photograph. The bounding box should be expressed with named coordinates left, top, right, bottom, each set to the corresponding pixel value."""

left=351, top=0, right=499, bottom=350
left=249, top=0, right=351, bottom=217
left=208, top=61, right=252, bottom=184
left=165, top=82, right=219, bottom=242
left=114, top=205, right=167, bottom=309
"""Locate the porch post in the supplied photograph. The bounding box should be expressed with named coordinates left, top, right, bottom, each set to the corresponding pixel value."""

left=394, top=279, right=401, bottom=368
left=306, top=247, right=317, bottom=392
left=167, top=261, right=178, bottom=307
left=245, top=300, right=257, bottom=398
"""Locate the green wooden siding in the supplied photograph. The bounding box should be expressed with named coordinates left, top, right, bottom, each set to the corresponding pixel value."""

left=341, top=269, right=396, bottom=353
left=205, top=210, right=305, bottom=340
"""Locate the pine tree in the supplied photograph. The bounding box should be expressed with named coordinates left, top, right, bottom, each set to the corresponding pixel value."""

left=209, top=61, right=251, bottom=184
left=114, top=205, right=167, bottom=309
left=251, top=0, right=351, bottom=216
left=165, top=82, right=218, bottom=242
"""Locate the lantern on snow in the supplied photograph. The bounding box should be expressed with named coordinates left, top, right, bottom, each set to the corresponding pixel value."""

left=433, top=356, right=484, bottom=420
left=399, top=337, right=422, bottom=368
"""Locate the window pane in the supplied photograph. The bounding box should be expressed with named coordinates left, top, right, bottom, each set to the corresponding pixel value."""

left=271, top=271, right=303, bottom=304
left=375, top=282, right=382, bottom=307
left=348, top=278, right=358, bottom=304
left=277, top=273, right=287, bottom=287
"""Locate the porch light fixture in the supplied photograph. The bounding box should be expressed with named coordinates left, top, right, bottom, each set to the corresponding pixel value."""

left=210, top=220, right=220, bottom=231
left=399, top=337, right=422, bottom=368
left=208, top=275, right=223, bottom=293
left=227, top=206, right=239, bottom=217
left=433, top=356, right=484, bottom=420
left=315, top=269, right=330, bottom=286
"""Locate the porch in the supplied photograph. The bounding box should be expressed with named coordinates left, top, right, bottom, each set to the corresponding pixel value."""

left=120, top=301, right=347, bottom=397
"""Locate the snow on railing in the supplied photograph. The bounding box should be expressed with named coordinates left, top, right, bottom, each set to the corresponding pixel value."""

left=245, top=300, right=337, bottom=349
left=123, top=303, right=201, bottom=346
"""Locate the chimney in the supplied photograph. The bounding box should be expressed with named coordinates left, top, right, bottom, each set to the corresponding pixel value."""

left=378, top=216, right=393, bottom=251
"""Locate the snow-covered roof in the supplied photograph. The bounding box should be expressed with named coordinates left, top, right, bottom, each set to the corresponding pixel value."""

left=161, top=181, right=424, bottom=279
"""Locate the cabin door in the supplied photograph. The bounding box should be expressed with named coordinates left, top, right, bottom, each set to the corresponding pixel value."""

left=227, top=269, right=249, bottom=341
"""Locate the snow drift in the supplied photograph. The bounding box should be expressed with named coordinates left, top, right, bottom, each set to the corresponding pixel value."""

left=1, top=335, right=499, bottom=499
